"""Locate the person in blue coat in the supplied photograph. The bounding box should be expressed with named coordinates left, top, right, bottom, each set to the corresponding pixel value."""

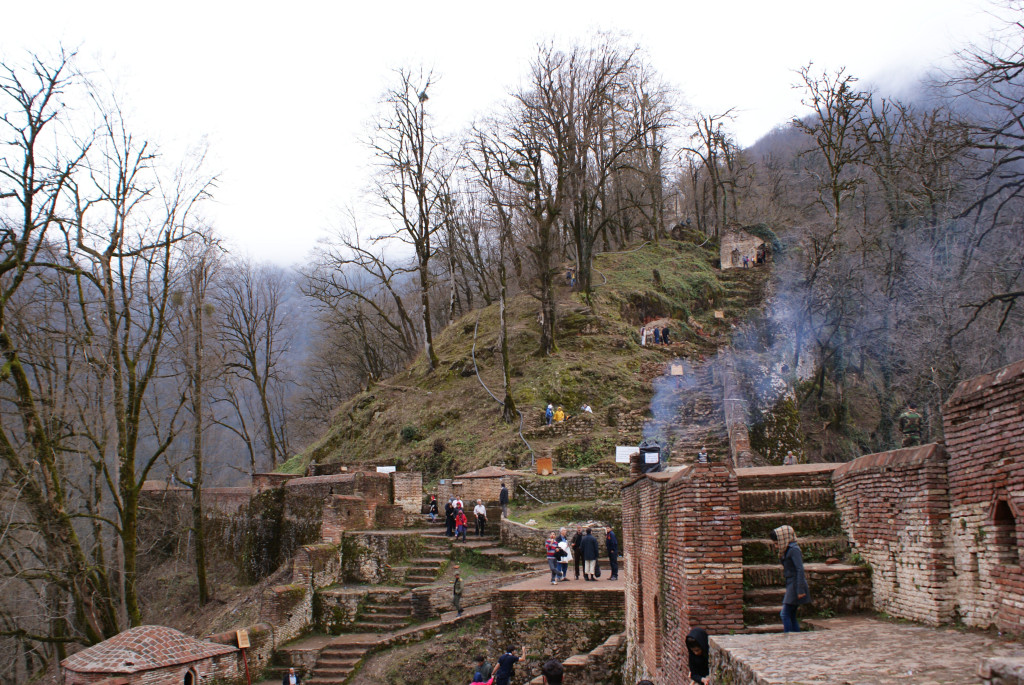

left=770, top=524, right=811, bottom=632
left=605, top=529, right=619, bottom=580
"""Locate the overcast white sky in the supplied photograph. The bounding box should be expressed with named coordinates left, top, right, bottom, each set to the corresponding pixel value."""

left=1, top=0, right=1009, bottom=264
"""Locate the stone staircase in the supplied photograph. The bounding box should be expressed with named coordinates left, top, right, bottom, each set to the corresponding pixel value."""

left=647, top=360, right=731, bottom=465
left=738, top=465, right=871, bottom=632
left=306, top=639, right=375, bottom=685
left=350, top=594, right=413, bottom=633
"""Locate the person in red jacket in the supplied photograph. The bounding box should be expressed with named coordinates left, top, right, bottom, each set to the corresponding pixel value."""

left=455, top=508, right=468, bottom=542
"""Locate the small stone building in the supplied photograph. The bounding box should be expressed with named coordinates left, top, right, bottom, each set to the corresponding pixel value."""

left=61, top=625, right=239, bottom=685
left=437, top=466, right=514, bottom=505
left=720, top=226, right=766, bottom=269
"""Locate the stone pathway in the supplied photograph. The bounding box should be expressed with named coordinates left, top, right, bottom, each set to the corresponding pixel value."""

left=711, top=616, right=1024, bottom=684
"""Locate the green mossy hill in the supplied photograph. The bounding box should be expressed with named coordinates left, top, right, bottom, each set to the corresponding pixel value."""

left=301, top=240, right=763, bottom=482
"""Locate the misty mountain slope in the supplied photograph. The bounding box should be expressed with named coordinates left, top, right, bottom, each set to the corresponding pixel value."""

left=300, top=239, right=769, bottom=481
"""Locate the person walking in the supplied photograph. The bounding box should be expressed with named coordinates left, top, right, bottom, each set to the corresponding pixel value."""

left=662, top=326, right=670, bottom=344
left=606, top=528, right=619, bottom=580
left=472, top=655, right=493, bottom=684
left=571, top=526, right=584, bottom=580
left=474, top=499, right=488, bottom=536
left=545, top=532, right=560, bottom=585
left=282, top=667, right=301, bottom=685
left=770, top=524, right=810, bottom=632
left=492, top=646, right=526, bottom=685
left=653, top=327, right=661, bottom=344
left=499, top=481, right=509, bottom=519
left=444, top=498, right=455, bottom=537
left=455, top=508, right=468, bottom=542
left=452, top=570, right=464, bottom=617
left=545, top=403, right=554, bottom=426
left=428, top=495, right=438, bottom=523
left=581, top=528, right=600, bottom=581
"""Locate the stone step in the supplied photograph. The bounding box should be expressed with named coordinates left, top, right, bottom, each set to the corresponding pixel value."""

left=739, top=623, right=786, bottom=634
left=743, top=587, right=785, bottom=604
left=739, top=510, right=841, bottom=538
left=477, top=547, right=517, bottom=557
left=350, top=620, right=405, bottom=631
left=742, top=536, right=849, bottom=564
left=360, top=608, right=410, bottom=619
left=739, top=487, right=835, bottom=513
left=743, top=605, right=783, bottom=625
left=737, top=465, right=837, bottom=491
left=743, top=563, right=871, bottom=598
left=316, top=656, right=361, bottom=668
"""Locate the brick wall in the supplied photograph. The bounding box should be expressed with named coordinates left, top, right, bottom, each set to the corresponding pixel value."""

left=717, top=353, right=755, bottom=467
left=284, top=471, right=391, bottom=503
left=621, top=463, right=743, bottom=684
left=526, top=633, right=625, bottom=685
left=490, top=586, right=625, bottom=679
left=832, top=444, right=955, bottom=625
left=944, top=358, right=1024, bottom=633
left=437, top=476, right=510, bottom=506
left=392, top=472, right=423, bottom=513
left=207, top=623, right=273, bottom=678
left=63, top=654, right=239, bottom=685
left=409, top=570, right=535, bottom=619
left=500, top=518, right=613, bottom=557
left=252, top=472, right=299, bottom=491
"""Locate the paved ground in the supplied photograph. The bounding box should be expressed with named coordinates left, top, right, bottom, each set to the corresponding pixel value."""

left=711, top=616, right=1024, bottom=684
left=498, top=566, right=627, bottom=592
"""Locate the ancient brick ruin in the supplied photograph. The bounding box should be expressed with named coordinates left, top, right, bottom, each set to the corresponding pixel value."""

left=61, top=625, right=240, bottom=685
left=623, top=357, right=1024, bottom=684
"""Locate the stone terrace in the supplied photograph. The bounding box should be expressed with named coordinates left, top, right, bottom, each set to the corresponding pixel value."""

left=711, top=616, right=1024, bottom=684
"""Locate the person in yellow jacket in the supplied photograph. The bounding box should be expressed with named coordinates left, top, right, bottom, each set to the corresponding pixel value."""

left=553, top=406, right=565, bottom=422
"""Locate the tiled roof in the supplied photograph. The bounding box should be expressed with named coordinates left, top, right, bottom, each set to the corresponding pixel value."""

left=457, top=466, right=511, bottom=479
left=62, top=625, right=236, bottom=674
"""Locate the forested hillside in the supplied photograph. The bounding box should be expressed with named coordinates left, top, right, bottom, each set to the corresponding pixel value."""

left=4, top=9, right=1024, bottom=681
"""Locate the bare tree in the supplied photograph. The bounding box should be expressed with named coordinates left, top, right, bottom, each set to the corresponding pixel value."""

left=217, top=260, right=293, bottom=469
left=370, top=69, right=455, bottom=371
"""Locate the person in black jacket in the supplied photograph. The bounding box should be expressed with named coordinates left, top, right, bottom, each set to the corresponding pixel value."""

left=282, top=667, right=301, bottom=685
left=605, top=529, right=619, bottom=580
left=771, top=524, right=811, bottom=632
left=685, top=627, right=710, bottom=684
left=570, top=526, right=584, bottom=580
left=499, top=481, right=509, bottom=519
left=580, top=528, right=599, bottom=580
left=444, top=498, right=455, bottom=537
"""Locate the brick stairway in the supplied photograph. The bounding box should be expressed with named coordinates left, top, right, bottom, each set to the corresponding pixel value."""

left=738, top=465, right=871, bottom=632
left=350, top=593, right=413, bottom=633
left=306, top=639, right=375, bottom=685
left=649, top=360, right=730, bottom=465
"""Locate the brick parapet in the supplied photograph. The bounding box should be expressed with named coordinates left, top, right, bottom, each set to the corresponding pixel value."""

left=943, top=358, right=1024, bottom=633
left=622, top=464, right=742, bottom=684
left=832, top=444, right=954, bottom=625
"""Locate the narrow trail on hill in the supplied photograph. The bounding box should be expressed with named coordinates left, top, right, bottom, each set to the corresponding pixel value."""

left=471, top=312, right=535, bottom=464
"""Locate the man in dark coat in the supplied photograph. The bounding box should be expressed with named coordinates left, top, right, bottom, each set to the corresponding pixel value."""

left=499, top=481, right=509, bottom=518
left=605, top=529, right=619, bottom=580
left=282, top=667, right=301, bottom=685
left=570, top=526, right=584, bottom=580
left=444, top=498, right=455, bottom=537
left=580, top=528, right=600, bottom=580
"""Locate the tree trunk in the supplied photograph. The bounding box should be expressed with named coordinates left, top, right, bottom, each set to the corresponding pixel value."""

left=419, top=258, right=439, bottom=370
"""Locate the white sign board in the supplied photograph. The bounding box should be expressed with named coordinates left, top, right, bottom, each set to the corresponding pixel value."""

left=645, top=451, right=660, bottom=464
left=376, top=466, right=397, bottom=474
left=615, top=446, right=637, bottom=464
